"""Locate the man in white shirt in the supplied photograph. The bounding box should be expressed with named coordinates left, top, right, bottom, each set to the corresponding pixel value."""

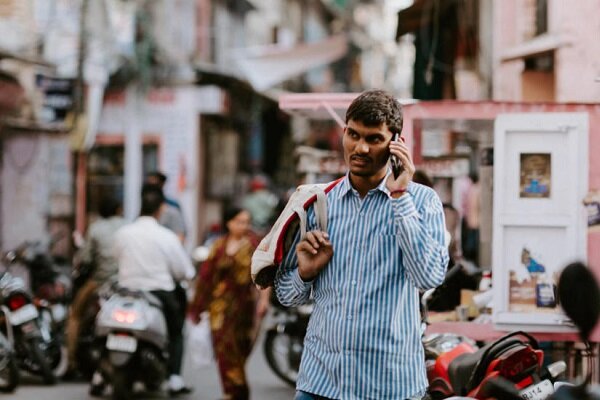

left=113, top=185, right=195, bottom=396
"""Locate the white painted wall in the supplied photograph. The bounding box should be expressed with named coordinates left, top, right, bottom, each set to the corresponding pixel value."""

left=96, top=84, right=225, bottom=249
left=1, top=133, right=72, bottom=250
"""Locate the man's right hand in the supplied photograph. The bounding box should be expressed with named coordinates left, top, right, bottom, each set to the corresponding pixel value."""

left=296, top=230, right=333, bottom=281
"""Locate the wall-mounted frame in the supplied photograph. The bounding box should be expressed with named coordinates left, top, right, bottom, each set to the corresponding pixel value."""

left=492, top=113, right=588, bottom=332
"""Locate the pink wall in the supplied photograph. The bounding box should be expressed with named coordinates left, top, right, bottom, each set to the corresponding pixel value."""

left=492, top=1, right=600, bottom=103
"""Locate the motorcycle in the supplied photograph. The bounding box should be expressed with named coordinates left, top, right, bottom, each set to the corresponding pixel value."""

left=0, top=330, right=19, bottom=392
left=263, top=292, right=312, bottom=387
left=421, top=265, right=566, bottom=400
left=2, top=240, right=71, bottom=324
left=0, top=268, right=65, bottom=384
left=95, top=286, right=168, bottom=400
left=450, top=261, right=600, bottom=400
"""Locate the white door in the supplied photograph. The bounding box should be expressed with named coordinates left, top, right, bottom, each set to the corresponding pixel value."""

left=492, top=113, right=588, bottom=331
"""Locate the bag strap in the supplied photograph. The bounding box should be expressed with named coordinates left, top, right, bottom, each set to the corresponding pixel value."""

left=314, top=187, right=328, bottom=232
left=296, top=181, right=333, bottom=239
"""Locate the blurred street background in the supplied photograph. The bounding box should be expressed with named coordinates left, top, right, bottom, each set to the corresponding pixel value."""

left=0, top=0, right=600, bottom=397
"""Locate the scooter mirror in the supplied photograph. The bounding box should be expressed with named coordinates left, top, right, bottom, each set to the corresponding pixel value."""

left=558, top=262, right=600, bottom=342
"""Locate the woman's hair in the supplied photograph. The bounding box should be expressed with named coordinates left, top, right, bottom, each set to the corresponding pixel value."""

left=345, top=89, right=403, bottom=135
left=222, top=206, right=244, bottom=233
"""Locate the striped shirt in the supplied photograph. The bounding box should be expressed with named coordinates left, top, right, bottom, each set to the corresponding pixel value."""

left=275, top=173, right=449, bottom=400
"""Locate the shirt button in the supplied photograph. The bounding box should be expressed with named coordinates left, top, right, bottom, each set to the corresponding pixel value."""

left=351, top=280, right=357, bottom=285
left=347, top=314, right=353, bottom=320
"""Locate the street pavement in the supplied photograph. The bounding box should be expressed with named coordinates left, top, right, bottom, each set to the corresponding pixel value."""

left=11, top=327, right=296, bottom=400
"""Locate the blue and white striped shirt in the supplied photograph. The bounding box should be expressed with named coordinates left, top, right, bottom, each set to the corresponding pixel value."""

left=275, top=173, right=449, bottom=400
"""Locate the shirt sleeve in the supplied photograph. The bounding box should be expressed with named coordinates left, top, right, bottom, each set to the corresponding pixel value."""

left=166, top=233, right=195, bottom=282
left=274, top=222, right=313, bottom=307
left=391, top=187, right=449, bottom=290
left=160, top=205, right=187, bottom=238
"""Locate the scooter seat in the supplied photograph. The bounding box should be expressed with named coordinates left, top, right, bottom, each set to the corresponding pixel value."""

left=143, top=292, right=164, bottom=309
left=116, top=287, right=163, bottom=309
left=448, top=338, right=522, bottom=395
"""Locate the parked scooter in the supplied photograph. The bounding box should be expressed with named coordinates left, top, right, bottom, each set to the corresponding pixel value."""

left=0, top=268, right=65, bottom=384
left=95, top=286, right=168, bottom=400
left=263, top=292, right=312, bottom=387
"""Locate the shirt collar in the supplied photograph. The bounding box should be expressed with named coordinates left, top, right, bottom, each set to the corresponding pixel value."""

left=136, top=216, right=159, bottom=224
left=337, top=169, right=397, bottom=199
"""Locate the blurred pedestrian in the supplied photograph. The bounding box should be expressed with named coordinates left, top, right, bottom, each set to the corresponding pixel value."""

left=412, top=169, right=434, bottom=188
left=66, top=196, right=125, bottom=379
left=242, top=174, right=279, bottom=236
left=146, top=171, right=187, bottom=243
left=443, top=203, right=460, bottom=260
left=112, top=185, right=195, bottom=396
left=188, top=207, right=269, bottom=400
left=461, top=172, right=481, bottom=264
left=275, top=89, right=448, bottom=399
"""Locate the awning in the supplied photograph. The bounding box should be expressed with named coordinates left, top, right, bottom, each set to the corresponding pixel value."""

left=0, top=48, right=54, bottom=68
left=232, top=34, right=349, bottom=91
left=500, top=33, right=571, bottom=62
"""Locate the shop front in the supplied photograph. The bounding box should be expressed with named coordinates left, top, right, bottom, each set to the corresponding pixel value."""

left=280, top=94, right=600, bottom=338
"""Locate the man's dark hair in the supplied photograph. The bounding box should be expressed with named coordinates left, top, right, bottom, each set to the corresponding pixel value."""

left=98, top=196, right=121, bottom=218
left=147, top=171, right=167, bottom=185
left=345, top=89, right=403, bottom=135
left=140, top=184, right=165, bottom=216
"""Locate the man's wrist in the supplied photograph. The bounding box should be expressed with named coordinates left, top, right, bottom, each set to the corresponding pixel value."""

left=389, top=187, right=408, bottom=199
left=298, top=268, right=316, bottom=282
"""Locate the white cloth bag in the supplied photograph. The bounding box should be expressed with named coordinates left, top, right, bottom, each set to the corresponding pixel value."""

left=189, top=313, right=214, bottom=368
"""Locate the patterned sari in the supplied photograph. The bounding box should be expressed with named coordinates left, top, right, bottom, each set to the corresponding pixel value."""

left=190, top=234, right=259, bottom=400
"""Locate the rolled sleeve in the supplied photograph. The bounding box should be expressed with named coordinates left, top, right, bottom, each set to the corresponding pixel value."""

left=390, top=192, right=419, bottom=217
left=274, top=223, right=313, bottom=307
left=392, top=188, right=449, bottom=290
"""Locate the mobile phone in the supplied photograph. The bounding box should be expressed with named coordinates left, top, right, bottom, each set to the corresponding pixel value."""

left=390, top=133, right=404, bottom=179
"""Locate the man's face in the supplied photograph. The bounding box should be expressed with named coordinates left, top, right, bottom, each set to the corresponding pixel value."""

left=343, top=119, right=394, bottom=178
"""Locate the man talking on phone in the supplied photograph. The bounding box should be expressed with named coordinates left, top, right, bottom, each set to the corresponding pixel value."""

left=275, top=89, right=448, bottom=400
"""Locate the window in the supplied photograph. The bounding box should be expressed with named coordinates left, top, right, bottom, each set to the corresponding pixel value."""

left=86, top=142, right=158, bottom=223
left=522, top=52, right=554, bottom=101
left=535, top=0, right=548, bottom=36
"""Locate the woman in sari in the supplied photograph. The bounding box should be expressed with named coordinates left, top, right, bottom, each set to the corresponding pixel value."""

left=189, top=207, right=269, bottom=400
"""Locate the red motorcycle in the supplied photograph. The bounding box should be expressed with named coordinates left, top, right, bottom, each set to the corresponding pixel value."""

left=421, top=266, right=564, bottom=399
left=427, top=330, right=563, bottom=399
